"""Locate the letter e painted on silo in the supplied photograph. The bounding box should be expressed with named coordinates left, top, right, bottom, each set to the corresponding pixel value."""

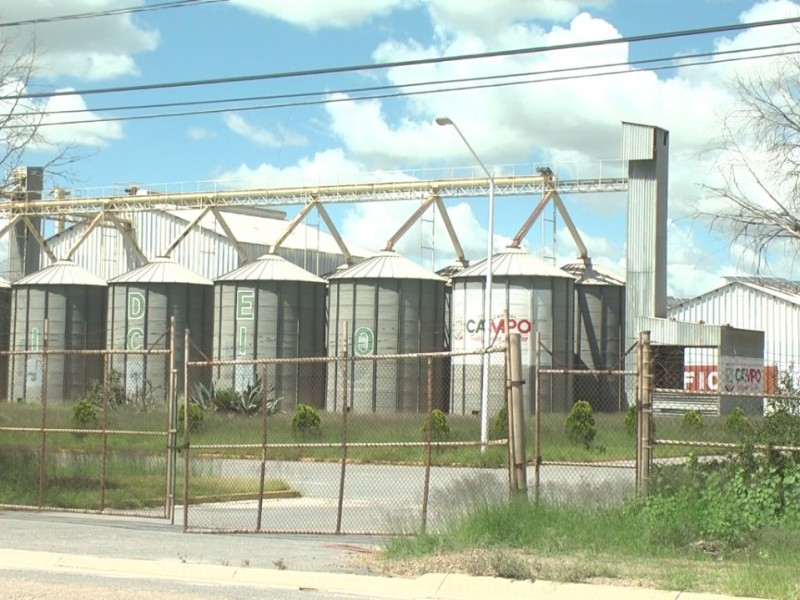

left=237, top=290, right=255, bottom=320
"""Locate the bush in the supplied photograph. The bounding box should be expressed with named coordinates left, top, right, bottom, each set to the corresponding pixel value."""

left=565, top=400, right=596, bottom=449
left=681, top=410, right=704, bottom=431
left=423, top=409, right=450, bottom=442
left=758, top=410, right=800, bottom=446
left=178, top=401, right=204, bottom=433
left=724, top=407, right=752, bottom=438
left=71, top=398, right=99, bottom=431
left=624, top=402, right=637, bottom=436
left=489, top=405, right=509, bottom=440
left=291, top=404, right=321, bottom=436
left=211, top=388, right=240, bottom=414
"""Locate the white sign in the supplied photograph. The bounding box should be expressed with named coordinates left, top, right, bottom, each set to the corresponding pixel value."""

left=719, top=357, right=766, bottom=394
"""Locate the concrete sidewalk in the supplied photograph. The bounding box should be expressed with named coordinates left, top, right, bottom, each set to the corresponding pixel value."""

left=0, top=512, right=767, bottom=600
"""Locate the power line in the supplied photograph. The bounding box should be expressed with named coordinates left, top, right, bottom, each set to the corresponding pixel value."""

left=25, top=45, right=799, bottom=129
left=0, top=0, right=229, bottom=28
left=32, top=41, right=800, bottom=119
left=6, top=14, right=800, bottom=101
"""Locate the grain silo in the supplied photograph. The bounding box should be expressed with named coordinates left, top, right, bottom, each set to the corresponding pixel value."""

left=8, top=260, right=107, bottom=402
left=214, top=253, right=327, bottom=410
left=562, top=259, right=626, bottom=412
left=450, top=246, right=574, bottom=416
left=107, top=258, right=213, bottom=404
left=326, top=251, right=448, bottom=413
left=0, top=278, right=10, bottom=399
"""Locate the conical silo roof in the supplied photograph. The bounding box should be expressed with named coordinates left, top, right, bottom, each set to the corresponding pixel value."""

left=561, top=260, right=625, bottom=286
left=14, top=260, right=107, bottom=286
left=328, top=251, right=445, bottom=281
left=109, top=257, right=211, bottom=285
left=215, top=253, right=325, bottom=283
left=454, top=247, right=573, bottom=279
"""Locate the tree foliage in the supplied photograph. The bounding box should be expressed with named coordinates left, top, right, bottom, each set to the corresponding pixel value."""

left=700, top=54, right=800, bottom=269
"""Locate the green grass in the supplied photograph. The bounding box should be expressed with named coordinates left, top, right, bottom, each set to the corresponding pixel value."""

left=0, top=445, right=290, bottom=511
left=383, top=498, right=800, bottom=599
left=0, top=402, right=763, bottom=467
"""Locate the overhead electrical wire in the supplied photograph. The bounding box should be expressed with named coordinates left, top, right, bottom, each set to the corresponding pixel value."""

left=0, top=0, right=229, bottom=28
left=5, top=14, right=800, bottom=101
left=34, top=41, right=800, bottom=118
left=19, top=42, right=799, bottom=129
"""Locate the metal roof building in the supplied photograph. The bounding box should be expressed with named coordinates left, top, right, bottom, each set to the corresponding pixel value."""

left=41, top=207, right=369, bottom=281
left=668, top=277, right=800, bottom=372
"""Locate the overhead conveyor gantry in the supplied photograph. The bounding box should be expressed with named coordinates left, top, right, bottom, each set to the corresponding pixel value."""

left=0, top=172, right=629, bottom=218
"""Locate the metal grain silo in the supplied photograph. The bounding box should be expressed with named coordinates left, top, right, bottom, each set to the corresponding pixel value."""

left=326, top=251, right=448, bottom=413
left=0, top=278, right=10, bottom=399
left=214, top=253, right=327, bottom=410
left=562, top=260, right=626, bottom=412
left=9, top=261, right=107, bottom=402
left=107, top=258, right=213, bottom=404
left=450, top=246, right=574, bottom=416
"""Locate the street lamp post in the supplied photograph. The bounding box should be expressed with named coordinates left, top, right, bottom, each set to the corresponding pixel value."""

left=436, top=117, right=495, bottom=450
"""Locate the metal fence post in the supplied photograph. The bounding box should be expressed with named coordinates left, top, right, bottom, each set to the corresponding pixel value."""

left=167, top=315, right=177, bottom=522
left=37, top=319, right=49, bottom=509
left=640, top=331, right=653, bottom=497
left=101, top=352, right=109, bottom=512
left=421, top=356, right=433, bottom=533
left=533, top=331, right=542, bottom=503
left=508, top=333, right=527, bottom=498
left=256, top=364, right=269, bottom=531
left=182, top=328, right=191, bottom=532
left=336, top=321, right=349, bottom=534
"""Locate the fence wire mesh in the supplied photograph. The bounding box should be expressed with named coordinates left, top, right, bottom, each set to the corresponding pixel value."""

left=182, top=346, right=510, bottom=534
left=534, top=337, right=638, bottom=508
left=0, top=347, right=175, bottom=518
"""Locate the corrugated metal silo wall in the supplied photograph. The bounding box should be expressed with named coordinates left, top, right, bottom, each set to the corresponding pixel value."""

left=326, top=279, right=447, bottom=413
left=9, top=285, right=106, bottom=402
left=574, top=284, right=626, bottom=411
left=0, top=288, right=10, bottom=399
left=214, top=280, right=327, bottom=410
left=44, top=220, right=348, bottom=282
left=450, top=276, right=574, bottom=416
left=107, top=282, right=213, bottom=403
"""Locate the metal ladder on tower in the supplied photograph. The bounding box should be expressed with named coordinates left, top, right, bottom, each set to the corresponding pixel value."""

left=419, top=199, right=435, bottom=270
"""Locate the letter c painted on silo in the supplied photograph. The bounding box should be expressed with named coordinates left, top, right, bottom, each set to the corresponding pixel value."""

left=127, top=327, right=144, bottom=350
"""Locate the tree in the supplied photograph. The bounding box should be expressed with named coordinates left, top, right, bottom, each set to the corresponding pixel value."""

left=699, top=53, right=800, bottom=270
left=0, top=37, right=79, bottom=193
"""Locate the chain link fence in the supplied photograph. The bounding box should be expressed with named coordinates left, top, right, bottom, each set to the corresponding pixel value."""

left=533, top=334, right=639, bottom=507
left=645, top=341, right=800, bottom=492
left=0, top=346, right=176, bottom=518
left=181, top=344, right=510, bottom=534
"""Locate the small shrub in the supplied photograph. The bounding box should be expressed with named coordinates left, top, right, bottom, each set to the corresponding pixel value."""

left=489, top=405, right=509, bottom=440
left=211, top=388, right=240, bottom=413
left=565, top=400, right=596, bottom=449
left=291, top=404, right=321, bottom=436
left=178, top=401, right=204, bottom=433
left=758, top=410, right=800, bottom=446
left=423, top=409, right=450, bottom=442
left=724, top=407, right=752, bottom=438
left=681, top=410, right=704, bottom=431
left=624, top=402, right=637, bottom=436
left=71, top=398, right=99, bottom=431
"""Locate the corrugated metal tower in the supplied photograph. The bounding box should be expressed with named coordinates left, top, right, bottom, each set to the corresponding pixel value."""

left=107, top=258, right=213, bottom=403
left=450, top=246, right=574, bottom=416
left=562, top=259, right=626, bottom=411
left=7, top=167, right=44, bottom=282
left=326, top=251, right=448, bottom=413
left=9, top=260, right=107, bottom=402
left=214, top=253, right=327, bottom=410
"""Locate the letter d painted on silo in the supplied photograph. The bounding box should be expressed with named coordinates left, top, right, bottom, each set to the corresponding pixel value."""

left=128, top=291, right=146, bottom=320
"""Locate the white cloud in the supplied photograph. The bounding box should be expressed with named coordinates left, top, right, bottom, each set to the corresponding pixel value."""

left=187, top=126, right=216, bottom=141
left=230, top=0, right=415, bottom=30
left=222, top=114, right=308, bottom=148
left=428, top=0, right=611, bottom=38
left=39, top=91, right=124, bottom=147
left=4, top=0, right=159, bottom=81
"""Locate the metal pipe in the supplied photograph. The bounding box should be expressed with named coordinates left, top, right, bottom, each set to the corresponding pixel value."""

left=336, top=321, right=349, bottom=534
left=436, top=117, right=494, bottom=451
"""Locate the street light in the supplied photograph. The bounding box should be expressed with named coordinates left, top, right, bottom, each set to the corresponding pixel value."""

left=436, top=116, right=495, bottom=450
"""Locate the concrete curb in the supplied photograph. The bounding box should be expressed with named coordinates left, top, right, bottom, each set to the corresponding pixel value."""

left=0, top=549, right=766, bottom=600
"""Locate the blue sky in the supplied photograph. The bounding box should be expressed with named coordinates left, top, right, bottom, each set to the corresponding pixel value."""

left=6, top=0, right=800, bottom=297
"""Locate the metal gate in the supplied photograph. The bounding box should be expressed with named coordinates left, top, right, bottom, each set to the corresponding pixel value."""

left=0, top=344, right=177, bottom=519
